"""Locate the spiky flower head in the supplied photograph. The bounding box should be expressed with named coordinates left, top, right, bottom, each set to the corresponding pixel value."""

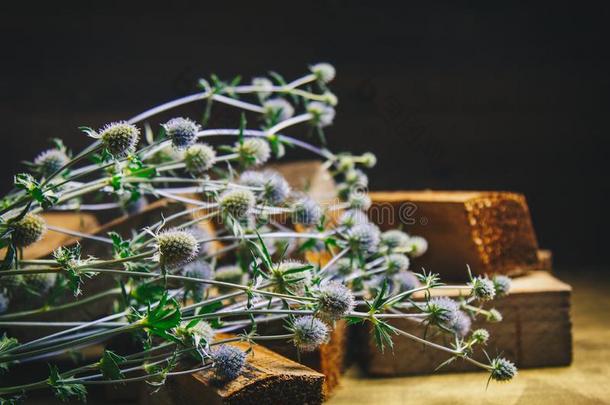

left=361, top=152, right=377, bottom=168
left=316, top=281, right=355, bottom=322
left=291, top=315, right=329, bottom=352
left=338, top=209, right=369, bottom=229
left=426, top=297, right=460, bottom=327
left=263, top=98, right=294, bottom=121
left=307, top=102, right=335, bottom=127
left=345, top=169, right=368, bottom=188
left=348, top=192, right=371, bottom=210
left=239, top=170, right=266, bottom=188
left=490, top=357, right=518, bottom=382
left=34, top=149, right=70, bottom=177
left=163, top=117, right=201, bottom=150
left=192, top=321, right=215, bottom=346
left=23, top=272, right=56, bottom=295
left=385, top=253, right=410, bottom=274
left=470, top=276, right=496, bottom=302
left=240, top=170, right=290, bottom=205
left=182, top=260, right=213, bottom=300
left=213, top=265, right=245, bottom=287
left=492, top=275, right=512, bottom=297
left=11, top=213, right=46, bottom=247
left=184, top=144, right=216, bottom=176
left=488, top=308, right=503, bottom=322
left=346, top=223, right=381, bottom=256
left=291, top=195, right=322, bottom=226
left=0, top=292, right=9, bottom=314
left=407, top=235, right=428, bottom=257
left=471, top=328, right=490, bottom=344
left=156, top=229, right=199, bottom=268
left=323, top=91, right=338, bottom=106
left=236, top=138, right=271, bottom=167
left=272, top=260, right=312, bottom=295
left=393, top=271, right=421, bottom=292
left=99, top=121, right=140, bottom=157
left=218, top=189, right=256, bottom=220
left=332, top=257, right=355, bottom=276
left=310, top=63, right=336, bottom=83
left=381, top=230, right=410, bottom=250
left=450, top=310, right=472, bottom=338
left=210, top=345, right=246, bottom=382
left=252, top=77, right=274, bottom=99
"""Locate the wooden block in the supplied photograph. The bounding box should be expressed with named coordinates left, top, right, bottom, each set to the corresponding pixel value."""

left=142, top=338, right=325, bottom=405
left=370, top=191, right=540, bottom=279
left=359, top=271, right=572, bottom=376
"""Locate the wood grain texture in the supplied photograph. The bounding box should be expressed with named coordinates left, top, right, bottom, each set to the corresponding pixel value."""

left=359, top=271, right=572, bottom=376
left=370, top=190, right=541, bottom=280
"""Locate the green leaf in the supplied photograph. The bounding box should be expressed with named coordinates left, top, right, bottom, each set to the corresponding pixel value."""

left=47, top=364, right=87, bottom=403
left=99, top=350, right=126, bottom=380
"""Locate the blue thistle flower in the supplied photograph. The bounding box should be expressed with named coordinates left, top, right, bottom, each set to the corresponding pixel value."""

left=450, top=310, right=472, bottom=338
left=263, top=98, right=294, bottom=121
left=344, top=169, right=368, bottom=188
left=34, top=149, right=69, bottom=177
left=407, top=235, right=428, bottom=257
left=210, top=345, right=246, bottom=381
left=184, top=144, right=216, bottom=176
left=193, top=321, right=215, bottom=346
left=182, top=259, right=213, bottom=299
left=332, top=257, right=355, bottom=276
left=236, top=138, right=271, bottom=166
left=291, top=315, right=329, bottom=352
left=361, top=152, right=377, bottom=168
left=490, top=357, right=518, bottom=382
left=426, top=297, right=460, bottom=327
left=307, top=102, right=335, bottom=127
left=385, top=253, right=410, bottom=274
left=470, top=276, right=496, bottom=302
left=392, top=270, right=421, bottom=292
left=338, top=209, right=369, bottom=229
left=11, top=214, right=46, bottom=247
left=492, top=275, right=512, bottom=297
left=348, top=192, right=371, bottom=210
left=381, top=230, right=410, bottom=250
left=472, top=328, right=490, bottom=344
left=156, top=229, right=199, bottom=268
left=291, top=195, right=322, bottom=226
left=346, top=223, right=381, bottom=256
left=252, top=77, right=274, bottom=99
left=310, top=63, right=336, bottom=83
left=163, top=117, right=201, bottom=150
left=316, top=281, right=355, bottom=322
left=99, top=121, right=140, bottom=157
left=218, top=189, right=256, bottom=220
left=240, top=171, right=290, bottom=205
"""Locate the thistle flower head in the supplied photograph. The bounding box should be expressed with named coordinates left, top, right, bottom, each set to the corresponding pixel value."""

left=407, top=235, right=428, bottom=257
left=471, top=328, right=490, bottom=344
left=263, top=98, right=294, bottom=121
left=492, top=275, right=512, bottom=297
left=307, top=102, right=335, bottom=127
left=426, top=297, right=460, bottom=326
left=291, top=315, right=329, bottom=352
left=272, top=260, right=312, bottom=295
left=252, top=77, right=274, bottom=99
left=213, top=265, right=245, bottom=286
left=182, top=260, right=213, bottom=299
left=163, top=117, right=200, bottom=150
left=348, top=192, right=371, bottom=210
left=316, top=281, right=355, bottom=322
left=361, top=152, right=377, bottom=168
left=291, top=195, right=322, bottom=226
left=11, top=214, right=46, bottom=247
left=192, top=321, right=215, bottom=345
left=332, top=257, right=355, bottom=276
left=345, top=169, right=368, bottom=188
left=470, top=276, right=496, bottom=302
left=34, top=149, right=69, bottom=177
left=23, top=272, right=55, bottom=295
left=385, top=253, right=410, bottom=274
left=238, top=170, right=266, bottom=188
left=184, top=144, right=216, bottom=176
left=218, top=189, right=256, bottom=220
left=236, top=137, right=271, bottom=167
left=450, top=310, right=472, bottom=338
left=393, top=270, right=421, bottom=292
left=346, top=223, right=381, bottom=256
left=488, top=308, right=503, bottom=322
left=210, top=345, right=246, bottom=382
left=323, top=91, right=338, bottom=106
left=310, top=63, right=336, bottom=83
left=490, top=357, right=518, bottom=382
left=381, top=230, right=410, bottom=250
left=338, top=209, right=369, bottom=229
left=99, top=121, right=140, bottom=157
left=0, top=292, right=9, bottom=314
left=156, top=229, right=199, bottom=268
left=241, top=170, right=290, bottom=205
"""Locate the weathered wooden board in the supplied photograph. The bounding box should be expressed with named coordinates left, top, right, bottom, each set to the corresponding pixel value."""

left=140, top=337, right=325, bottom=405
left=370, top=191, right=541, bottom=279
left=359, top=271, right=572, bottom=376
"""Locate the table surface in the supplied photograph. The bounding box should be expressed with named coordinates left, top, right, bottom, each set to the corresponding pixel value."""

left=328, top=269, right=610, bottom=405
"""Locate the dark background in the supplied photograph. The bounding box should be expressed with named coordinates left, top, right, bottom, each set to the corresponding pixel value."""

left=1, top=1, right=608, bottom=268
